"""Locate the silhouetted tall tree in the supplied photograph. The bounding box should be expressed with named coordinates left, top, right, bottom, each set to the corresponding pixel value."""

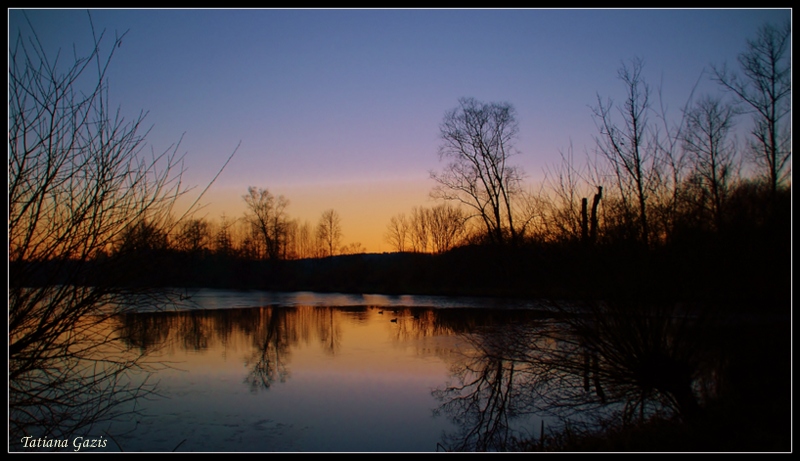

left=316, top=209, right=342, bottom=257
left=385, top=212, right=410, bottom=252
left=409, top=206, right=431, bottom=253
left=543, top=144, right=598, bottom=243
left=293, top=219, right=318, bottom=259
left=712, top=20, right=791, bottom=200
left=681, top=95, right=738, bottom=231
left=8, top=12, right=234, bottom=440
left=242, top=186, right=290, bottom=260
left=213, top=214, right=236, bottom=257
left=592, top=58, right=662, bottom=246
left=431, top=98, right=526, bottom=245
left=428, top=202, right=467, bottom=254
left=174, top=218, right=211, bottom=254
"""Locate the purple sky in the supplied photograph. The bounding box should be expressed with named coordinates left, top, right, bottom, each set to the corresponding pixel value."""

left=9, top=8, right=791, bottom=252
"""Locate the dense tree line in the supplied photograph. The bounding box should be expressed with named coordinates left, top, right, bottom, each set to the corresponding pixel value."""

left=423, top=22, right=790, bottom=252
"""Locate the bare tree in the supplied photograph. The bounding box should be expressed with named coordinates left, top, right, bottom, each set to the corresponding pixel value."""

left=293, top=220, right=317, bottom=259
left=712, top=20, right=791, bottom=198
left=173, top=218, right=211, bottom=254
left=8, top=13, right=236, bottom=441
left=431, top=97, right=526, bottom=245
left=316, top=209, right=342, bottom=257
left=340, top=241, right=365, bottom=255
left=281, top=219, right=299, bottom=260
left=542, top=144, right=594, bottom=242
left=242, top=186, right=290, bottom=260
left=385, top=213, right=410, bottom=252
left=240, top=223, right=265, bottom=260
left=116, top=219, right=170, bottom=254
left=212, top=214, right=236, bottom=257
left=681, top=95, right=738, bottom=230
left=428, top=203, right=467, bottom=254
left=409, top=206, right=431, bottom=253
left=592, top=58, right=664, bottom=246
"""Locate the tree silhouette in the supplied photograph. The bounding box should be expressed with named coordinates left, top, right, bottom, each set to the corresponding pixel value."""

left=542, top=144, right=594, bottom=243
left=409, top=206, right=430, bottom=253
left=242, top=186, right=290, bottom=260
left=712, top=20, right=791, bottom=199
left=385, top=212, right=410, bottom=252
left=591, top=58, right=659, bottom=246
left=8, top=12, right=234, bottom=441
left=212, top=214, right=236, bottom=257
left=428, top=203, right=467, bottom=254
left=293, top=219, right=318, bottom=259
left=316, top=209, right=342, bottom=257
left=431, top=98, right=526, bottom=245
left=174, top=218, right=211, bottom=255
left=681, top=95, right=738, bottom=231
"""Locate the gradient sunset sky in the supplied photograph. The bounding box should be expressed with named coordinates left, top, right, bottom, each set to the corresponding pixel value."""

left=9, top=8, right=791, bottom=253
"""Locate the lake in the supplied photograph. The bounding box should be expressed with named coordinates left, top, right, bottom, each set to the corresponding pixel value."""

left=101, top=289, right=556, bottom=452
left=14, top=288, right=783, bottom=452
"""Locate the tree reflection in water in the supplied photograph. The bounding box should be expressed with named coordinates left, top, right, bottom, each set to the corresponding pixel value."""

left=432, top=302, right=724, bottom=452
left=116, top=305, right=357, bottom=395
left=432, top=322, right=544, bottom=451
left=115, top=301, right=729, bottom=452
left=243, top=307, right=291, bottom=392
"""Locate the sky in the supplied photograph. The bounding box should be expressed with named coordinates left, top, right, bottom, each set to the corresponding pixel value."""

left=8, top=8, right=792, bottom=253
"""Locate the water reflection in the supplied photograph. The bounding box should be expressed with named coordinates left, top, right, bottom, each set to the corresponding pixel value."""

left=108, top=297, right=726, bottom=452
left=244, top=308, right=291, bottom=392
left=431, top=320, right=559, bottom=451
left=429, top=301, right=729, bottom=451
left=109, top=302, right=565, bottom=451
left=118, top=306, right=352, bottom=391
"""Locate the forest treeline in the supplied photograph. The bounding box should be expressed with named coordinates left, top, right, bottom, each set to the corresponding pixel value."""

left=13, top=165, right=789, bottom=311
left=39, top=179, right=786, bottom=310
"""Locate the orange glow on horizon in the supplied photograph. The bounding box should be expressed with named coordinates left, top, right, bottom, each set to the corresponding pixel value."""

left=177, top=177, right=436, bottom=254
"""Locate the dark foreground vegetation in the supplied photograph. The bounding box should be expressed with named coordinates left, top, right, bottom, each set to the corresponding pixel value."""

left=422, top=290, right=789, bottom=452
left=520, top=313, right=790, bottom=452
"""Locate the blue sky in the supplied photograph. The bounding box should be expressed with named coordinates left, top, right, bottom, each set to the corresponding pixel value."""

left=8, top=8, right=791, bottom=251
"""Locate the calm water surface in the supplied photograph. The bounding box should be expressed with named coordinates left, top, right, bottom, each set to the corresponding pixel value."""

left=105, top=290, right=551, bottom=452
left=13, top=289, right=775, bottom=452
